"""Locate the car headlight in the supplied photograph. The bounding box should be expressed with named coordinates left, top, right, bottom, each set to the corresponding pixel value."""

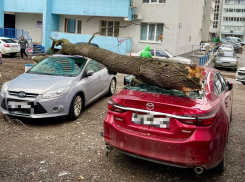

left=1, top=83, right=9, bottom=95
left=42, top=87, right=69, bottom=99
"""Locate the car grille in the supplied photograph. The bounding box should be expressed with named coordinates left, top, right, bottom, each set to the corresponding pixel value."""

left=1, top=99, right=7, bottom=110
left=8, top=91, right=39, bottom=98
left=7, top=99, right=47, bottom=115
left=238, top=72, right=245, bottom=76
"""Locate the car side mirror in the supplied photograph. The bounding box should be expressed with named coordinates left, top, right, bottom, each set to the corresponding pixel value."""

left=227, top=82, right=233, bottom=90
left=86, top=70, right=94, bottom=77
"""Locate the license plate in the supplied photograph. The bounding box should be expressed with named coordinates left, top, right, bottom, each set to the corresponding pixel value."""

left=132, top=113, right=170, bottom=128
left=222, top=63, right=230, bottom=67
left=11, top=45, right=18, bottom=47
left=8, top=101, right=33, bottom=114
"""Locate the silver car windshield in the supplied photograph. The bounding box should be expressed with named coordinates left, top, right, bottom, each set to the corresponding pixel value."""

left=28, top=57, right=87, bottom=77
left=218, top=52, right=234, bottom=58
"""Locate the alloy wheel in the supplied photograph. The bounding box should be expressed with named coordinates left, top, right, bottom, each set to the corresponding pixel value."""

left=110, top=79, right=116, bottom=95
left=74, top=96, right=82, bottom=117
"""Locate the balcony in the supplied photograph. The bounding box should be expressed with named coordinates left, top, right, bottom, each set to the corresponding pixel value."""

left=2, top=0, right=133, bottom=20
left=50, top=32, right=132, bottom=55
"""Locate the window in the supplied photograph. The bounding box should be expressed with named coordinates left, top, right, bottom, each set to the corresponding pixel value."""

left=156, top=50, right=169, bottom=57
left=217, top=74, right=227, bottom=92
left=65, top=19, right=82, bottom=34
left=98, top=62, right=106, bottom=70
left=85, top=60, right=99, bottom=73
left=213, top=21, right=218, bottom=28
left=143, top=0, right=166, bottom=3
left=214, top=74, right=223, bottom=95
left=100, top=21, right=120, bottom=37
left=141, top=23, right=164, bottom=42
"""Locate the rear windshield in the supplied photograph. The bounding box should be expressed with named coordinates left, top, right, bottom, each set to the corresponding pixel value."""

left=218, top=52, right=234, bottom=57
left=28, top=57, right=87, bottom=77
left=1, top=39, right=16, bottom=43
left=125, top=83, right=203, bottom=99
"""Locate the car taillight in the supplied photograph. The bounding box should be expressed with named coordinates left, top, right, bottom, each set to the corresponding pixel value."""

left=179, top=112, right=216, bottom=126
left=108, top=99, right=125, bottom=113
left=130, top=53, right=131, bottom=56
left=4, top=44, right=10, bottom=47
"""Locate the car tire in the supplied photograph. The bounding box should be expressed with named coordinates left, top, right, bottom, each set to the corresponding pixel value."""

left=233, top=68, right=237, bottom=71
left=241, top=81, right=245, bottom=85
left=108, top=78, right=116, bottom=96
left=69, top=94, right=83, bottom=120
left=10, top=53, right=16, bottom=57
left=235, top=50, right=239, bottom=53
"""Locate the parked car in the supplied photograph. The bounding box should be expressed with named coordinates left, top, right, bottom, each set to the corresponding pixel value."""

left=214, top=50, right=238, bottom=71
left=200, top=43, right=211, bottom=52
left=226, top=37, right=245, bottom=46
left=0, top=37, right=20, bottom=57
left=104, top=67, right=233, bottom=174
left=75, top=42, right=99, bottom=47
left=126, top=48, right=193, bottom=64
left=0, top=55, right=116, bottom=120
left=236, top=67, right=245, bottom=85
left=225, top=40, right=241, bottom=46
left=222, top=42, right=243, bottom=53
left=218, top=44, right=233, bottom=51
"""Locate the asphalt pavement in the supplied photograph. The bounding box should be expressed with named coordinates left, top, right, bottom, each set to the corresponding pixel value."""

left=0, top=52, right=245, bottom=182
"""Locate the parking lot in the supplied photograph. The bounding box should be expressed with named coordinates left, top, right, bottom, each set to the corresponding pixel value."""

left=0, top=54, right=245, bottom=182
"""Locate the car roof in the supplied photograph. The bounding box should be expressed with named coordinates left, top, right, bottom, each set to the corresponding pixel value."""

left=0, top=37, right=11, bottom=39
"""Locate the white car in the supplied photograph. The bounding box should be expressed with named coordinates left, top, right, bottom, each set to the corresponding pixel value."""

left=236, top=67, right=245, bottom=85
left=200, top=43, right=211, bottom=52
left=126, top=48, right=193, bottom=64
left=0, top=37, right=20, bottom=57
left=218, top=44, right=234, bottom=51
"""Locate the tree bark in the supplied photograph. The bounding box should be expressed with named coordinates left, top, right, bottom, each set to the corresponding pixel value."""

left=33, top=38, right=204, bottom=93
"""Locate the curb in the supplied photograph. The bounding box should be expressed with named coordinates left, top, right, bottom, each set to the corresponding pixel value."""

left=204, top=56, right=214, bottom=67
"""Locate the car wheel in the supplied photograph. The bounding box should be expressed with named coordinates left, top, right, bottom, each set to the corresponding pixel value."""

left=233, top=67, right=237, bottom=71
left=69, top=94, right=83, bottom=120
left=108, top=78, right=116, bottom=96
left=215, top=150, right=226, bottom=173
left=235, top=50, right=239, bottom=53
left=10, top=53, right=16, bottom=57
left=241, top=81, right=245, bottom=85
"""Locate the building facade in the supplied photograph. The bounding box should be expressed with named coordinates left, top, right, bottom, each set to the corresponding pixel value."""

left=0, top=0, right=204, bottom=55
left=220, top=0, right=245, bottom=41
left=202, top=0, right=216, bottom=42
left=202, top=0, right=245, bottom=42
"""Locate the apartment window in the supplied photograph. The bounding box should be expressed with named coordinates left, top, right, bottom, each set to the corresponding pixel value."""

left=100, top=21, right=120, bottom=37
left=65, top=19, right=82, bottom=34
left=143, top=0, right=166, bottom=3
left=215, top=5, right=219, bottom=12
left=213, top=21, right=218, bottom=28
left=140, top=23, right=164, bottom=42
left=214, top=13, right=219, bottom=20
left=225, top=0, right=245, bottom=4
left=215, top=0, right=220, bottom=3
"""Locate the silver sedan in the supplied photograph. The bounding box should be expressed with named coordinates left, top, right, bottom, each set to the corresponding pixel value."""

left=214, top=50, right=238, bottom=71
left=0, top=55, right=116, bottom=120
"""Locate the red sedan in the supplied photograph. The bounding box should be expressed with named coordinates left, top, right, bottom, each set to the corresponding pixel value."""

left=104, top=67, right=233, bottom=174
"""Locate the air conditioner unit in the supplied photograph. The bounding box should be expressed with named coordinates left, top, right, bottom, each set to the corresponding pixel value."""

left=133, top=13, right=142, bottom=20
left=131, top=0, right=137, bottom=8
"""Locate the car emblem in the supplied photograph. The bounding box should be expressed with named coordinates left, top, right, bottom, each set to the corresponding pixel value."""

left=18, top=92, right=26, bottom=98
left=146, top=103, right=154, bottom=110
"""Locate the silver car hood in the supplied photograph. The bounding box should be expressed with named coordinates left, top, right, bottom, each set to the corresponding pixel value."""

left=168, top=57, right=192, bottom=64
left=219, top=57, right=237, bottom=62
left=239, top=67, right=245, bottom=71
left=7, top=73, right=75, bottom=94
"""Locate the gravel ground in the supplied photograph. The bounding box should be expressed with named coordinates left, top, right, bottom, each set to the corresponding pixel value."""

left=0, top=54, right=245, bottom=182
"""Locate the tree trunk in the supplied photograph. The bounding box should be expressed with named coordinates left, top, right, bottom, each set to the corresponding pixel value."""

left=33, top=38, right=204, bottom=93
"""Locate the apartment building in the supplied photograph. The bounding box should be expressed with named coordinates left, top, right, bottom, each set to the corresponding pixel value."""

left=0, top=0, right=204, bottom=55
left=220, top=0, right=245, bottom=41
left=202, top=0, right=245, bottom=42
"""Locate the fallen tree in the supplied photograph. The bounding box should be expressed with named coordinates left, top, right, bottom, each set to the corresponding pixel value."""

left=33, top=37, right=204, bottom=93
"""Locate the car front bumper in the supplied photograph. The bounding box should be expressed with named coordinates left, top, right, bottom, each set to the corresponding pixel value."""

left=214, top=62, right=237, bottom=68
left=104, top=113, right=225, bottom=170
left=0, top=91, right=72, bottom=118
